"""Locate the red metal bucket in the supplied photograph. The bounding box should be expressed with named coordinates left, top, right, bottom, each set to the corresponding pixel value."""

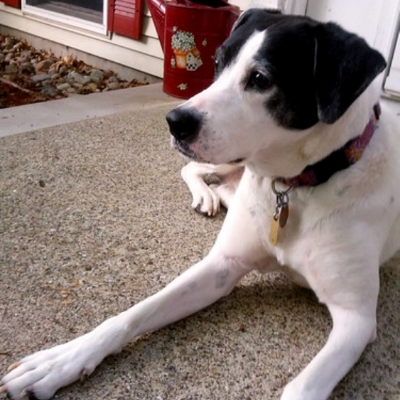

left=163, top=0, right=239, bottom=99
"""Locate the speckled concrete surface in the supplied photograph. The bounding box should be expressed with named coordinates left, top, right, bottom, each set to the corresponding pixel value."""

left=0, top=83, right=174, bottom=137
left=0, top=104, right=399, bottom=400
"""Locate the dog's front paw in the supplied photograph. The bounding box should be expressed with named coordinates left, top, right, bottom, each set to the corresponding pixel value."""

left=180, top=162, right=222, bottom=217
left=0, top=337, right=98, bottom=400
left=192, top=185, right=221, bottom=217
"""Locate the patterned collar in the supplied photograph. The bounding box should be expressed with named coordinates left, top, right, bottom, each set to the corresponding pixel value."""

left=277, top=104, right=381, bottom=188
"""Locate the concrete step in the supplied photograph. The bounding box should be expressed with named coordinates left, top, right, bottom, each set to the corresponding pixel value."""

left=0, top=82, right=180, bottom=138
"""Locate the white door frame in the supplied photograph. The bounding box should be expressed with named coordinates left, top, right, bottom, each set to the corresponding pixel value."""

left=381, top=10, right=400, bottom=98
left=281, top=0, right=308, bottom=15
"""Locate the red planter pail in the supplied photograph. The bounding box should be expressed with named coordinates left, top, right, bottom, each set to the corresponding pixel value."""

left=162, top=0, right=239, bottom=99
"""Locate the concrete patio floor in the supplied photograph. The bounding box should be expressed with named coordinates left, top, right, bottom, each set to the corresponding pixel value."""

left=0, top=84, right=399, bottom=400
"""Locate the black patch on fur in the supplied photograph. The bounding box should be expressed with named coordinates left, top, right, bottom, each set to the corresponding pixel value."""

left=214, top=9, right=283, bottom=77
left=256, top=17, right=320, bottom=129
left=313, top=22, right=386, bottom=123
left=215, top=9, right=387, bottom=130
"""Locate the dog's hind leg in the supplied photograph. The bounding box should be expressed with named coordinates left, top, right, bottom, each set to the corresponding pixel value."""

left=181, top=161, right=244, bottom=216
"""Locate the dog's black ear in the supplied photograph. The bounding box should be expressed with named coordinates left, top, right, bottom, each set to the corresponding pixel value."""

left=314, top=22, right=386, bottom=124
left=231, top=8, right=282, bottom=33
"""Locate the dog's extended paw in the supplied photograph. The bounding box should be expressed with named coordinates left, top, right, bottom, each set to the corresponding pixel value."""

left=0, top=338, right=97, bottom=400
left=280, top=378, right=320, bottom=400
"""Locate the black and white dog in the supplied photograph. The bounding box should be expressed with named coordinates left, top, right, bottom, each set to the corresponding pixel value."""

left=2, top=8, right=398, bottom=400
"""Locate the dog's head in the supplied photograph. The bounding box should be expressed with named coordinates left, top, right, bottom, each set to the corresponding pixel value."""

left=166, top=9, right=386, bottom=176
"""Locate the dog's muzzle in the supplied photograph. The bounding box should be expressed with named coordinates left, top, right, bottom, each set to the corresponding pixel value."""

left=166, top=107, right=203, bottom=144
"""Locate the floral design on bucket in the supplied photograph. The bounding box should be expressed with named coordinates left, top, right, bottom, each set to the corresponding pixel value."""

left=177, top=83, right=188, bottom=91
left=171, top=29, right=203, bottom=71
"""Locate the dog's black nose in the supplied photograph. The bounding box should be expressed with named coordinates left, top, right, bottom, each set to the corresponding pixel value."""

left=166, top=108, right=203, bottom=142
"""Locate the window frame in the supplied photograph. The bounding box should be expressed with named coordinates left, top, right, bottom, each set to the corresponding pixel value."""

left=21, top=0, right=109, bottom=35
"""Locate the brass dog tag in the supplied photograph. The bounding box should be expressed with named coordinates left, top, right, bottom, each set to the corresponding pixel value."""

left=270, top=179, right=292, bottom=246
left=269, top=204, right=289, bottom=246
left=269, top=216, right=280, bottom=246
left=279, top=204, right=289, bottom=228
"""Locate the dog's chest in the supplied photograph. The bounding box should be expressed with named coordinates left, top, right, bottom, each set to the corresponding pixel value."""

left=242, top=148, right=400, bottom=283
left=252, top=198, right=310, bottom=264
left=243, top=172, right=309, bottom=255
left=242, top=170, right=341, bottom=277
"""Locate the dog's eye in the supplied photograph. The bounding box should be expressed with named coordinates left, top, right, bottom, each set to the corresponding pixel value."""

left=248, top=71, right=271, bottom=90
left=214, top=58, right=219, bottom=69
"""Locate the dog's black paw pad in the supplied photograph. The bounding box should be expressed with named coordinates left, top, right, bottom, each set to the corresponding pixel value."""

left=194, top=204, right=213, bottom=217
left=27, top=391, right=40, bottom=400
left=6, top=391, right=39, bottom=400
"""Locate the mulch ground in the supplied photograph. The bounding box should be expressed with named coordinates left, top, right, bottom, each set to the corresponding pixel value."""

left=0, top=34, right=147, bottom=109
left=0, top=80, right=52, bottom=107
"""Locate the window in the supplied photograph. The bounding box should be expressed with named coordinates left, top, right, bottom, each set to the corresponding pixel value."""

left=22, top=0, right=108, bottom=34
left=6, top=0, right=143, bottom=39
left=26, top=0, right=102, bottom=23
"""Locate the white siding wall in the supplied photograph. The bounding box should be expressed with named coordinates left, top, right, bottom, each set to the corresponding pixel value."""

left=306, top=0, right=400, bottom=58
left=0, top=0, right=281, bottom=78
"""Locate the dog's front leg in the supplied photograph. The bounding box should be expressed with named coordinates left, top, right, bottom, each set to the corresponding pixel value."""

left=281, top=308, right=377, bottom=400
left=281, top=261, right=379, bottom=400
left=0, top=252, right=252, bottom=400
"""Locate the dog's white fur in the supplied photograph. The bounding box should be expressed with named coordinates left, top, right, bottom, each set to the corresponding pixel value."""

left=1, top=22, right=399, bottom=400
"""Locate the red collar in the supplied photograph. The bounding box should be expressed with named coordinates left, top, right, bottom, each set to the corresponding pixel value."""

left=277, top=103, right=381, bottom=188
